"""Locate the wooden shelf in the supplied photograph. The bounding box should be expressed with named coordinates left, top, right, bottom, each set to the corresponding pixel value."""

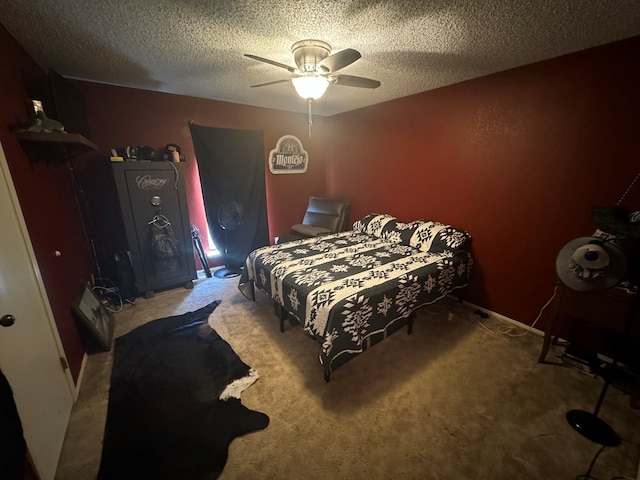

left=14, top=131, right=98, bottom=160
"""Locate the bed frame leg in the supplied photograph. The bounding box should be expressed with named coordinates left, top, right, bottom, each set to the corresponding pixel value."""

left=279, top=307, right=286, bottom=333
left=324, top=365, right=331, bottom=383
left=273, top=302, right=287, bottom=332
left=407, top=313, right=414, bottom=335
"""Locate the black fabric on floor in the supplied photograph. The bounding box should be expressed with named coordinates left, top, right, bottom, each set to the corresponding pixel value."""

left=0, top=369, right=26, bottom=480
left=97, top=301, right=269, bottom=480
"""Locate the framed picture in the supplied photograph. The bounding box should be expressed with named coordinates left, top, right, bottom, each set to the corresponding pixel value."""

left=73, top=282, right=114, bottom=351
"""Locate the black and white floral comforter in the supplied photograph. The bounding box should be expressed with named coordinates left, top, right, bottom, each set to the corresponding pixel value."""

left=239, top=214, right=473, bottom=375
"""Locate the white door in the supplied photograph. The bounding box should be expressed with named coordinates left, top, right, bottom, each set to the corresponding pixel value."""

left=0, top=142, right=75, bottom=480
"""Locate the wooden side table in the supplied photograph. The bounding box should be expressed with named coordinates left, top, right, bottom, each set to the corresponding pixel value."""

left=538, top=281, right=638, bottom=365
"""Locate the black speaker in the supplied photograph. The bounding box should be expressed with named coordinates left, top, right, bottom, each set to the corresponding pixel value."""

left=112, top=252, right=136, bottom=299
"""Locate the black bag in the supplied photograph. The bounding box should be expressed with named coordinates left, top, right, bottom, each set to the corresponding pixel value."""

left=149, top=223, right=179, bottom=260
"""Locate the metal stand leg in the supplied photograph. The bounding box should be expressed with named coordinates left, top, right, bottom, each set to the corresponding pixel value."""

left=191, top=226, right=212, bottom=278
left=565, top=288, right=640, bottom=447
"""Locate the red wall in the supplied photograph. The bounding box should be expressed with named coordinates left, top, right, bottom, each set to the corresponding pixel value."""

left=325, top=36, right=640, bottom=327
left=75, top=82, right=329, bottom=252
left=0, top=26, right=93, bottom=382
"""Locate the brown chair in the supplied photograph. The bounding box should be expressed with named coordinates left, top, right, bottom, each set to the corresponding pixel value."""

left=289, top=197, right=350, bottom=239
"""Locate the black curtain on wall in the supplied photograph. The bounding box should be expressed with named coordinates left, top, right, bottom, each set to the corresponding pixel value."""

left=190, top=124, right=269, bottom=272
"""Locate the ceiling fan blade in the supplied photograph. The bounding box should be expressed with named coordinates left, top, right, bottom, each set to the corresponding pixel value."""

left=333, top=74, right=381, bottom=89
left=244, top=54, right=296, bottom=73
left=319, top=48, right=361, bottom=73
left=250, top=79, right=291, bottom=88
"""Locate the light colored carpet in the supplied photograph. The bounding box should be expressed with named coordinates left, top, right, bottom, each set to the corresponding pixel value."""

left=56, top=271, right=640, bottom=480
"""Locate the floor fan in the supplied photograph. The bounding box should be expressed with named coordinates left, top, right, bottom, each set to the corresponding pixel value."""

left=214, top=200, right=243, bottom=278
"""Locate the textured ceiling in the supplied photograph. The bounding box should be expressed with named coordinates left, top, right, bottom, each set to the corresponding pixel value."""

left=1, top=1, right=640, bottom=117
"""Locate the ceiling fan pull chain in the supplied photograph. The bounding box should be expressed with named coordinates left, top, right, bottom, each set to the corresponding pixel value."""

left=308, top=99, right=313, bottom=137
left=617, top=170, right=640, bottom=205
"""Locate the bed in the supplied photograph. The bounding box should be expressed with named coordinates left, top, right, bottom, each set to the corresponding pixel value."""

left=238, top=214, right=473, bottom=381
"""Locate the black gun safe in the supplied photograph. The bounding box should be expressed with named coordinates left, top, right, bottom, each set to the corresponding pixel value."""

left=74, top=158, right=196, bottom=298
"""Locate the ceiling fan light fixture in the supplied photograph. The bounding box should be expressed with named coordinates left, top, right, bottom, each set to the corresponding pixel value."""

left=292, top=75, right=329, bottom=100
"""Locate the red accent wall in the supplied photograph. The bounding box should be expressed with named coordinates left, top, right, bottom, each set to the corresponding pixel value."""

left=74, top=82, right=329, bottom=253
left=0, top=26, right=93, bottom=382
left=325, top=36, right=640, bottom=327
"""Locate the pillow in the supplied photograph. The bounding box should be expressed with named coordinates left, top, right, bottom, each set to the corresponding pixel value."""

left=353, top=214, right=471, bottom=252
left=410, top=221, right=471, bottom=252
left=380, top=219, right=425, bottom=246
left=353, top=214, right=396, bottom=236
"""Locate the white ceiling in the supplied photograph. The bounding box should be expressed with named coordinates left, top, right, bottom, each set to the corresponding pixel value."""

left=1, top=1, right=640, bottom=117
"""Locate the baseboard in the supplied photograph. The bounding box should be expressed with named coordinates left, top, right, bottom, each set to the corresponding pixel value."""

left=460, top=300, right=545, bottom=337
left=73, top=353, right=89, bottom=401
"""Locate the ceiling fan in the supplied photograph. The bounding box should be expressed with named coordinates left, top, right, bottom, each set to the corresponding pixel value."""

left=244, top=39, right=381, bottom=101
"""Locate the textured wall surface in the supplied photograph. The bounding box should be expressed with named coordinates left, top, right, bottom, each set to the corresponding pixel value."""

left=1, top=1, right=639, bottom=116
left=0, top=27, right=93, bottom=382
left=74, top=81, right=328, bottom=249
left=325, top=36, right=640, bottom=327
